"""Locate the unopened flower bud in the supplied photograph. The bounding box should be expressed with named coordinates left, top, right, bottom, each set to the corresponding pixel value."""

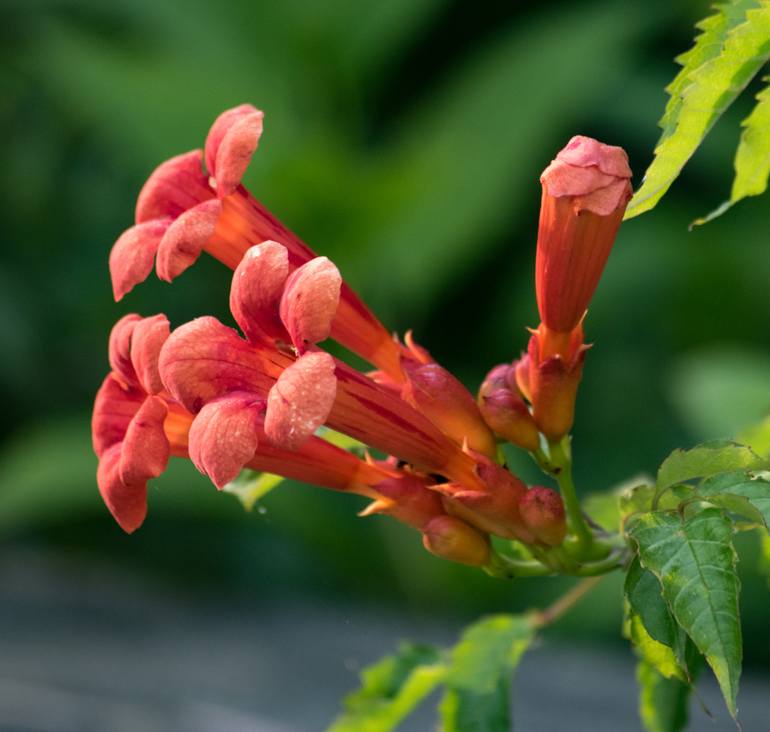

left=402, top=363, right=497, bottom=458
left=536, top=135, right=632, bottom=335
left=478, top=365, right=539, bottom=452
left=519, top=486, right=567, bottom=546
left=422, top=515, right=491, bottom=566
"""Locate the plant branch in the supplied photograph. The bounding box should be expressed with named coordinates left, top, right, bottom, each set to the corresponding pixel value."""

left=531, top=576, right=604, bottom=629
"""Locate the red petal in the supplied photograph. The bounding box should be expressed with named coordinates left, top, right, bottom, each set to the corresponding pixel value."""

left=96, top=443, right=148, bottom=534
left=91, top=374, right=145, bottom=457
left=108, top=314, right=142, bottom=389
left=188, top=392, right=263, bottom=488
left=265, top=352, right=337, bottom=450
left=279, top=257, right=341, bottom=353
left=229, top=241, right=289, bottom=342
left=130, top=314, right=170, bottom=395
left=119, top=395, right=170, bottom=485
left=205, top=105, right=264, bottom=197
left=159, top=316, right=291, bottom=413
left=135, top=150, right=213, bottom=224
left=156, top=199, right=222, bottom=282
left=109, top=219, right=171, bottom=301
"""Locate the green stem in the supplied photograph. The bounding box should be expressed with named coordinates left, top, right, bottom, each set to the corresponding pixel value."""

left=547, top=438, right=593, bottom=553
left=485, top=551, right=554, bottom=578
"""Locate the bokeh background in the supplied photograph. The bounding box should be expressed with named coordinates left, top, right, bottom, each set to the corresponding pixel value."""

left=1, top=0, right=769, bottom=730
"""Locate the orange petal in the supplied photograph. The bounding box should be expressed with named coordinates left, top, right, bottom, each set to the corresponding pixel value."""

left=279, top=257, right=341, bottom=353
left=109, top=219, right=171, bottom=301
left=156, top=199, right=222, bottom=282
left=188, top=392, right=263, bottom=488
left=265, top=351, right=337, bottom=450
left=135, top=150, right=213, bottom=224
left=229, top=241, right=289, bottom=342
left=119, top=395, right=170, bottom=486
left=205, top=105, right=264, bottom=197
left=129, top=314, right=170, bottom=395
left=96, top=443, right=148, bottom=534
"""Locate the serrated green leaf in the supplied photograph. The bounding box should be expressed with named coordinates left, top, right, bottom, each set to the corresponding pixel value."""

left=695, top=77, right=770, bottom=224
left=698, top=470, right=770, bottom=527
left=657, top=441, right=769, bottom=489
left=625, top=1, right=770, bottom=219
left=637, top=659, right=691, bottom=732
left=223, top=470, right=285, bottom=512
left=328, top=643, right=446, bottom=732
left=660, top=0, right=762, bottom=142
left=439, top=614, right=536, bottom=732
left=627, top=610, right=687, bottom=683
left=628, top=509, right=742, bottom=717
left=625, top=558, right=687, bottom=667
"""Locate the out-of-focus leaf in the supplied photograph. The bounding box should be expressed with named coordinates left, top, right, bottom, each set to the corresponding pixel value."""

left=358, top=1, right=648, bottom=315
left=439, top=614, right=536, bottom=732
left=657, top=440, right=768, bottom=489
left=739, top=414, right=770, bottom=458
left=668, top=349, right=770, bottom=441
left=223, top=470, right=285, bottom=512
left=584, top=474, right=653, bottom=532
left=626, top=1, right=770, bottom=219
left=619, top=484, right=692, bottom=523
left=628, top=509, right=742, bottom=717
left=637, top=659, right=691, bottom=732
left=328, top=643, right=445, bottom=732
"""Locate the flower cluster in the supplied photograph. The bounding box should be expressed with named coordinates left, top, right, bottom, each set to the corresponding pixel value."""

left=92, top=105, right=630, bottom=572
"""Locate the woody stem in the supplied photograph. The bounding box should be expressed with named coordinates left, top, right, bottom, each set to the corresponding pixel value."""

left=547, top=437, right=593, bottom=553
left=531, top=576, right=604, bottom=629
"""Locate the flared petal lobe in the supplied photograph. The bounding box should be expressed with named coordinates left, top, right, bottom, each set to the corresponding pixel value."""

left=230, top=241, right=289, bottom=342
left=135, top=150, right=213, bottom=224
left=97, top=443, right=148, bottom=534
left=279, top=257, right=341, bottom=353
left=129, top=314, right=170, bottom=395
left=205, top=104, right=264, bottom=197
left=110, top=219, right=171, bottom=301
left=156, top=199, right=223, bottom=282
left=188, top=393, right=263, bottom=488
left=265, top=352, right=337, bottom=450
left=119, top=395, right=170, bottom=486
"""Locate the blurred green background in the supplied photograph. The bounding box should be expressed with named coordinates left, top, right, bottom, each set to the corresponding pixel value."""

left=1, top=0, right=769, bottom=728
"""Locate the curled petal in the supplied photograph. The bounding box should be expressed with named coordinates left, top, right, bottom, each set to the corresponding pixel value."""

left=130, top=314, right=170, bottom=395
left=135, top=150, right=213, bottom=224
left=188, top=392, right=263, bottom=488
left=91, top=374, right=145, bottom=457
left=230, top=241, right=289, bottom=342
left=279, top=257, right=341, bottom=353
left=119, top=395, right=170, bottom=486
left=159, top=316, right=290, bottom=413
left=156, top=199, right=222, bottom=282
left=265, top=352, right=337, bottom=450
left=96, top=443, right=147, bottom=534
left=109, top=219, right=171, bottom=301
left=108, top=314, right=142, bottom=388
left=205, top=104, right=264, bottom=197
left=555, top=135, right=632, bottom=178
